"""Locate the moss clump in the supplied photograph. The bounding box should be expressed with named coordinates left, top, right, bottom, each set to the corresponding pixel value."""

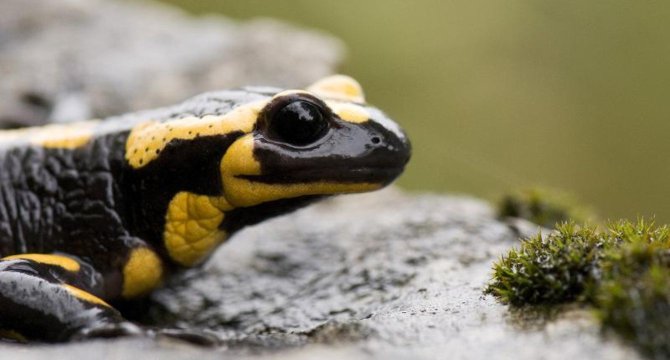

left=598, top=264, right=670, bottom=359
left=488, top=219, right=670, bottom=358
left=498, top=188, right=595, bottom=228
left=486, top=223, right=611, bottom=305
left=594, top=222, right=670, bottom=359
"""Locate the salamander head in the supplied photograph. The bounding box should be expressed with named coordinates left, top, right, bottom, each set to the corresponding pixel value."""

left=220, top=75, right=411, bottom=207
left=124, top=75, right=411, bottom=266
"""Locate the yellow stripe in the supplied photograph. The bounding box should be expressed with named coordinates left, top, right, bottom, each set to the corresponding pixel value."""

left=125, top=100, right=266, bottom=169
left=2, top=254, right=80, bottom=272
left=220, top=133, right=382, bottom=207
left=2, top=254, right=109, bottom=306
left=63, top=284, right=110, bottom=307
left=0, top=120, right=99, bottom=149
left=225, top=178, right=381, bottom=208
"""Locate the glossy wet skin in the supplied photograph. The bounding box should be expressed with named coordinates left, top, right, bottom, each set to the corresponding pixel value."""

left=0, top=75, right=411, bottom=342
left=252, top=92, right=410, bottom=184
left=220, top=85, right=410, bottom=208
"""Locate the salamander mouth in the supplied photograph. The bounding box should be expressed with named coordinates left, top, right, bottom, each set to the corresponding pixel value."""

left=238, top=165, right=405, bottom=185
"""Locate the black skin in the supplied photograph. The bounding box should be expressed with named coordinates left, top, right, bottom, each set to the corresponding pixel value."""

left=0, top=258, right=130, bottom=342
left=0, top=88, right=410, bottom=342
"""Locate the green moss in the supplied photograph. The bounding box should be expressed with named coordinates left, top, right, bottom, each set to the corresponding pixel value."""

left=597, top=264, right=670, bottom=359
left=486, top=223, right=609, bottom=305
left=498, top=188, right=595, bottom=228
left=594, top=222, right=670, bottom=358
left=488, top=219, right=670, bottom=358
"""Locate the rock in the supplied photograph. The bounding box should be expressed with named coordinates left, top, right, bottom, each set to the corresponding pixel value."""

left=0, top=0, right=343, bottom=127
left=1, top=188, right=640, bottom=359
left=146, top=188, right=640, bottom=359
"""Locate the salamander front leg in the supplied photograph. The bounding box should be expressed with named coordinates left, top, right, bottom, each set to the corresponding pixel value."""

left=0, top=254, right=140, bottom=342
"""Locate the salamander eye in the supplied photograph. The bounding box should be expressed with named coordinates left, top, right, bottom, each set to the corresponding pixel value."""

left=268, top=100, right=328, bottom=146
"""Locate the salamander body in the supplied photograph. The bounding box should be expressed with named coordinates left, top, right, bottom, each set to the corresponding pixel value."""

left=0, top=75, right=410, bottom=341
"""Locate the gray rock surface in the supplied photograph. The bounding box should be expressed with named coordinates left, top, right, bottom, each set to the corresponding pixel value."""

left=0, top=189, right=641, bottom=359
left=0, top=0, right=343, bottom=127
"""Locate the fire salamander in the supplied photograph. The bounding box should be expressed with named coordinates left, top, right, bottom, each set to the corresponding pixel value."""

left=0, top=75, right=410, bottom=342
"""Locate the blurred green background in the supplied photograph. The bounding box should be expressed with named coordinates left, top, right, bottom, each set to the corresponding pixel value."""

left=160, top=0, right=670, bottom=221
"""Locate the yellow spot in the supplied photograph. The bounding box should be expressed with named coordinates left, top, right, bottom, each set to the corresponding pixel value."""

left=307, top=75, right=365, bottom=103
left=63, top=284, right=111, bottom=307
left=2, top=254, right=80, bottom=272
left=122, top=247, right=164, bottom=298
left=125, top=100, right=267, bottom=168
left=0, top=120, right=98, bottom=149
left=326, top=101, right=370, bottom=124
left=220, top=133, right=261, bottom=180
left=163, top=192, right=233, bottom=267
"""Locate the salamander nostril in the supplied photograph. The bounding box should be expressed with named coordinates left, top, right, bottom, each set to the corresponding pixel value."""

left=371, top=136, right=381, bottom=144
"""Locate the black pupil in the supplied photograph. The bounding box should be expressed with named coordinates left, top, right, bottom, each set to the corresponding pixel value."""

left=271, top=100, right=327, bottom=146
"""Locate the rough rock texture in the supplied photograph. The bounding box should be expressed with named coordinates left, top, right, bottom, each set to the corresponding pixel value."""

left=1, top=189, right=642, bottom=359
left=0, top=0, right=643, bottom=358
left=0, top=0, right=343, bottom=127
